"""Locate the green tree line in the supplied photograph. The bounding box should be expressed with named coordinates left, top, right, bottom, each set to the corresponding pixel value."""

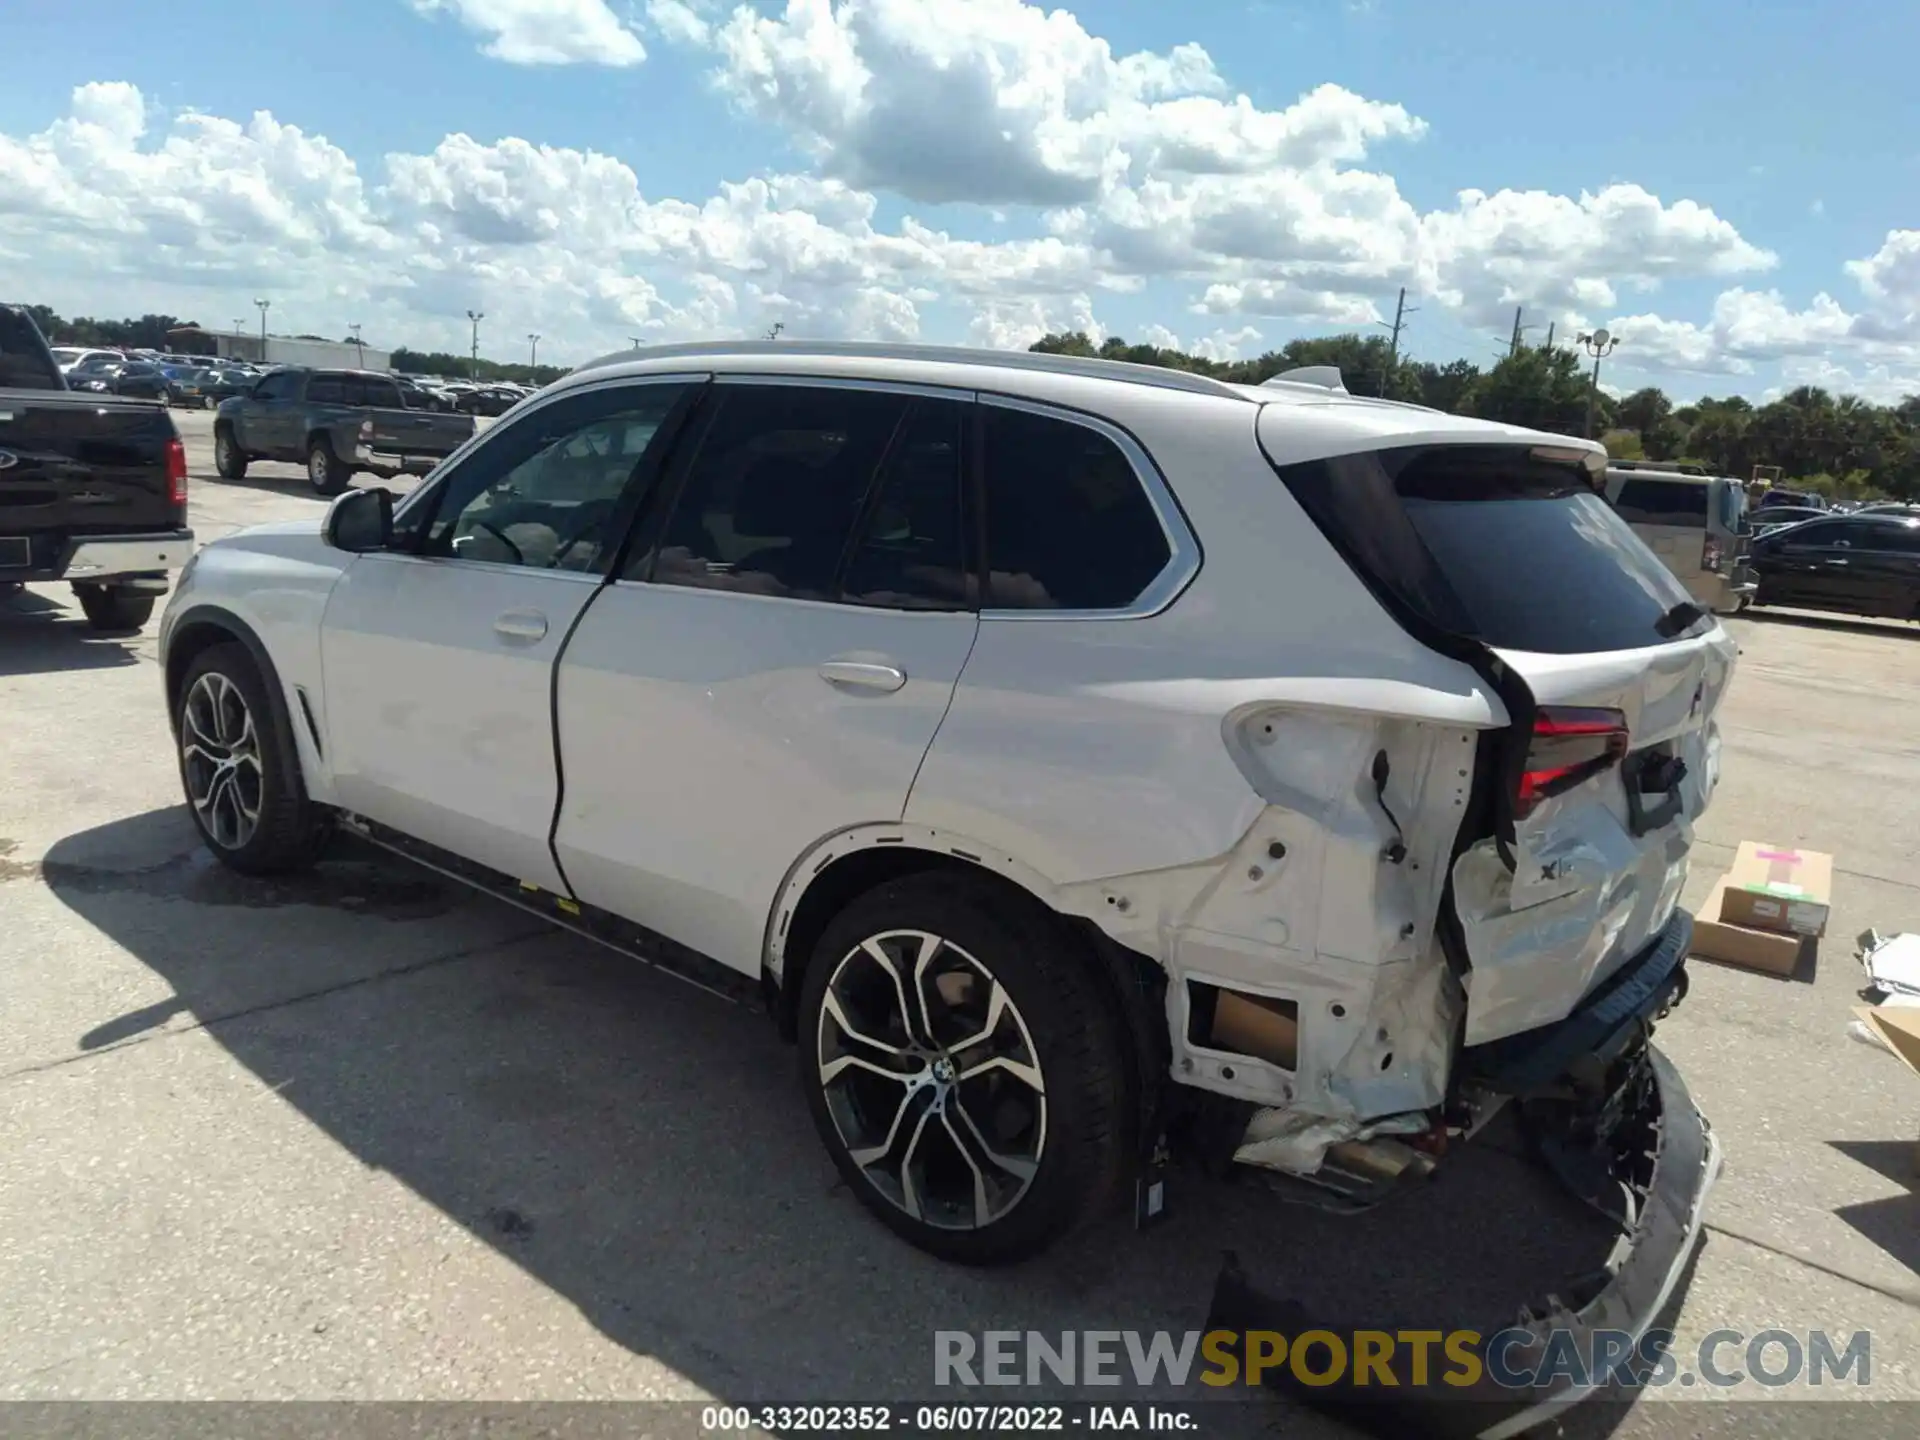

left=1032, top=330, right=1920, bottom=501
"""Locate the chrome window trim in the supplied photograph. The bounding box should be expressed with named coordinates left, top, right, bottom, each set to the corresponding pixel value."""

left=975, top=392, right=1201, bottom=622
left=389, top=371, right=712, bottom=531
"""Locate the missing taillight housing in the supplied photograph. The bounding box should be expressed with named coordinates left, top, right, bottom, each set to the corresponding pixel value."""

left=1702, top=534, right=1723, bottom=572
left=165, top=436, right=188, bottom=506
left=1516, top=706, right=1629, bottom=818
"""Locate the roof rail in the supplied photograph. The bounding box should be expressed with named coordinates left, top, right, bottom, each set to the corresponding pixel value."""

left=1262, top=365, right=1348, bottom=393
left=573, top=339, right=1253, bottom=401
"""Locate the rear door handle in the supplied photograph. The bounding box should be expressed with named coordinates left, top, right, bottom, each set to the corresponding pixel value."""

left=494, top=609, right=549, bottom=641
left=818, top=660, right=907, bottom=693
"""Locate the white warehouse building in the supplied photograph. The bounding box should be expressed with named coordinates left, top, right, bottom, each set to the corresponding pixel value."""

left=167, top=326, right=392, bottom=372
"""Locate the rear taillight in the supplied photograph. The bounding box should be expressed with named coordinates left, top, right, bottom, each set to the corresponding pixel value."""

left=1516, top=706, right=1629, bottom=818
left=165, top=436, right=188, bottom=506
left=1702, top=535, right=1723, bottom=572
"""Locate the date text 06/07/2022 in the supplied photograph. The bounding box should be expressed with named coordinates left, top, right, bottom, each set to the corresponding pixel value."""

left=699, top=1404, right=1198, bottom=1432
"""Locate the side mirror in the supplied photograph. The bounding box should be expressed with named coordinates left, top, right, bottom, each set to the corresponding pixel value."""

left=322, top=487, right=394, bottom=553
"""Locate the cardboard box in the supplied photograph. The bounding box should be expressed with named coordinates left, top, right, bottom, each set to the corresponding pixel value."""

left=1689, top=877, right=1806, bottom=976
left=1718, top=841, right=1833, bottom=938
left=1851, top=1006, right=1920, bottom=1178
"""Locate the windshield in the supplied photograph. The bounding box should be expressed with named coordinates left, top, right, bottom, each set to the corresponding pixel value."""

left=1270, top=443, right=1707, bottom=655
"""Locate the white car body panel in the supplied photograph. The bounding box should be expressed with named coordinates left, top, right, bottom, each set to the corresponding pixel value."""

left=318, top=553, right=600, bottom=892
left=1451, top=627, right=1736, bottom=1044
left=553, top=582, right=979, bottom=973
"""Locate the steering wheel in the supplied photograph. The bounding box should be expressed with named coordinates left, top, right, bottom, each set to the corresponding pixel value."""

left=547, top=500, right=618, bottom=571
left=464, top=520, right=525, bottom=565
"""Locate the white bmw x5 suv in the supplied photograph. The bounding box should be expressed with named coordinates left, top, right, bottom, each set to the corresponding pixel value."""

left=162, top=342, right=1728, bottom=1371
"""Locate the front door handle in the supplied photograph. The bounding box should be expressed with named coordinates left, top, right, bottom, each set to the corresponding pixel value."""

left=818, top=660, right=907, bottom=693
left=494, top=609, right=549, bottom=641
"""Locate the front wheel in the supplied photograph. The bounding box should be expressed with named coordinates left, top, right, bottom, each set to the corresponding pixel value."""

left=306, top=437, right=350, bottom=496
left=798, top=873, right=1133, bottom=1264
left=73, top=584, right=155, bottom=632
left=213, top=425, right=248, bottom=480
left=176, top=642, right=331, bottom=873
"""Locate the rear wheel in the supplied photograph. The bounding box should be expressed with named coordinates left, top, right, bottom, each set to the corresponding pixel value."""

left=73, top=584, right=155, bottom=632
left=306, top=436, right=350, bottom=496
left=798, top=873, right=1132, bottom=1264
left=176, top=642, right=330, bottom=873
left=213, top=425, right=248, bottom=480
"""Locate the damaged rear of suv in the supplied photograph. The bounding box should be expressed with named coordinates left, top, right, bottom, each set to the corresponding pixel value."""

left=794, top=356, right=1731, bottom=1423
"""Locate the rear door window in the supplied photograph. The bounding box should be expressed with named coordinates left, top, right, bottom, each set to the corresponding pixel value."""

left=1272, top=445, right=1704, bottom=655
left=1611, top=478, right=1709, bottom=526
left=979, top=403, right=1171, bottom=610
left=307, top=373, right=347, bottom=404
left=635, top=383, right=911, bottom=601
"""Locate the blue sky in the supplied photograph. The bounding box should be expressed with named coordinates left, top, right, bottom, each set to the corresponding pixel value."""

left=1, top=0, right=1915, bottom=400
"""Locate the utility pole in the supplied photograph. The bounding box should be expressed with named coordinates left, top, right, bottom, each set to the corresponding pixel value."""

left=348, top=322, right=363, bottom=368
left=1578, top=329, right=1618, bottom=439
left=232, top=319, right=245, bottom=361
left=1376, top=287, right=1418, bottom=365
left=253, top=298, right=270, bottom=362
left=1542, top=322, right=1555, bottom=352
left=527, top=333, right=540, bottom=368
left=1508, top=305, right=1526, bottom=357
left=466, top=310, right=484, bottom=379
left=629, top=336, right=644, bottom=350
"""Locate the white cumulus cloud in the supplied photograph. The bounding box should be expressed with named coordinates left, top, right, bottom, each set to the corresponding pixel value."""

left=409, top=0, right=648, bottom=66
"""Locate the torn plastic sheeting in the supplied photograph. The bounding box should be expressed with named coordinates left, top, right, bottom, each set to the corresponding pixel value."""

left=1233, top=1108, right=1429, bottom=1175
left=1453, top=840, right=1638, bottom=1047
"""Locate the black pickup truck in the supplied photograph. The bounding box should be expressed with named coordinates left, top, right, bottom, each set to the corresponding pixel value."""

left=213, top=367, right=476, bottom=496
left=1, top=304, right=193, bottom=631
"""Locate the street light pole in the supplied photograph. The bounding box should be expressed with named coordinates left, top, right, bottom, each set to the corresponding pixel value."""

left=1578, top=328, right=1618, bottom=439
left=348, top=322, right=364, bottom=368
left=527, top=333, right=540, bottom=368
left=466, top=310, right=485, bottom=380
left=253, top=298, right=270, bottom=362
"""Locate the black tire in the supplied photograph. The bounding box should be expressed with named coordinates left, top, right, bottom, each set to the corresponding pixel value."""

left=798, top=872, right=1132, bottom=1264
left=73, top=584, right=155, bottom=632
left=213, top=424, right=248, bottom=480
left=306, top=435, right=350, bottom=496
left=175, top=641, right=332, bottom=874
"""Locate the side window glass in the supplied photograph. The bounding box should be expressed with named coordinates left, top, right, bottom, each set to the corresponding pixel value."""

left=980, top=404, right=1170, bottom=610
left=255, top=373, right=296, bottom=401
left=420, top=384, right=689, bottom=573
left=637, top=385, right=909, bottom=599
left=840, top=399, right=972, bottom=610
left=364, top=378, right=403, bottom=409
left=308, top=374, right=346, bottom=404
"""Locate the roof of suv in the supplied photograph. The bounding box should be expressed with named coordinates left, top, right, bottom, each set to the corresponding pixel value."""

left=562, top=338, right=1607, bottom=464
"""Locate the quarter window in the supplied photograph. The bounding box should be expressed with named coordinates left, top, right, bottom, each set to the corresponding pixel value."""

left=980, top=403, right=1171, bottom=611
left=416, top=383, right=689, bottom=572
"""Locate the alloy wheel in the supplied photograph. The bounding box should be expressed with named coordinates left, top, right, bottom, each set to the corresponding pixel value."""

left=816, top=929, right=1047, bottom=1230
left=181, top=671, right=263, bottom=850
left=215, top=432, right=232, bottom=469
left=309, top=448, right=328, bottom=485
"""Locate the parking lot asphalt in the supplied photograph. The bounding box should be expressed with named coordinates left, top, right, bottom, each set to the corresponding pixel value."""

left=2, top=408, right=1917, bottom=1433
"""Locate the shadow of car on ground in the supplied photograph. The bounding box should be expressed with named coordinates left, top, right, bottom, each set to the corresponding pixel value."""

left=44, top=808, right=1664, bottom=1435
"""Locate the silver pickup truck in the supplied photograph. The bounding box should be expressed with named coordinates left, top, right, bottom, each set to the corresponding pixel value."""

left=212, top=367, right=478, bottom=495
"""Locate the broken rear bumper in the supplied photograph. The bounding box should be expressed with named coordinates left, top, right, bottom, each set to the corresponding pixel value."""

left=1210, top=1043, right=1720, bottom=1438
left=1471, top=1045, right=1720, bottom=1438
